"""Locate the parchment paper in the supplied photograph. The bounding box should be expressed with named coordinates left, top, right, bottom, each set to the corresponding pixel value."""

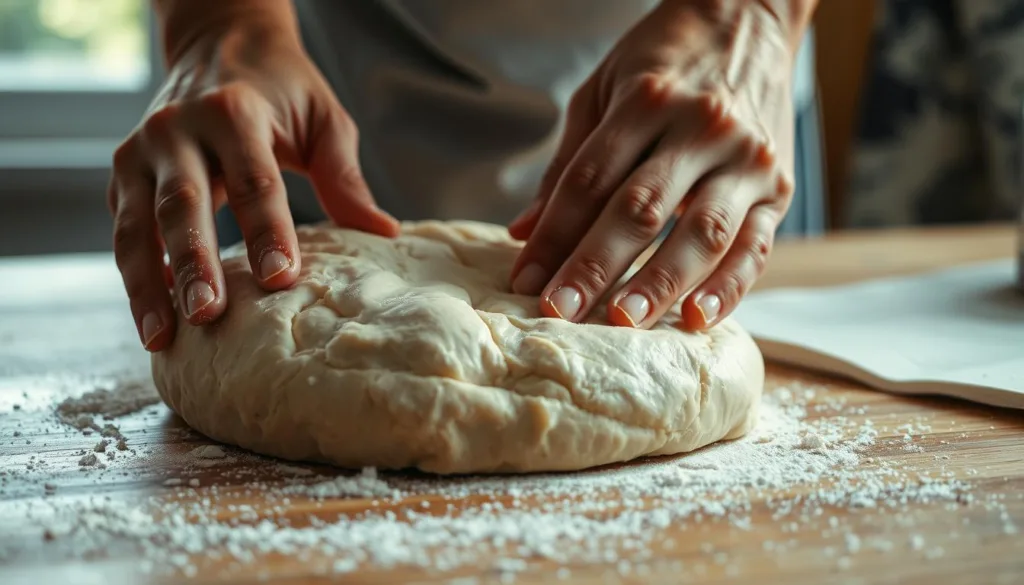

left=733, top=260, right=1024, bottom=409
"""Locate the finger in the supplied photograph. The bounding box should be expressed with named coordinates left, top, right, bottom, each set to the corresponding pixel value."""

left=535, top=103, right=744, bottom=323
left=145, top=123, right=228, bottom=325
left=510, top=113, right=659, bottom=296
left=509, top=75, right=677, bottom=296
left=509, top=80, right=600, bottom=240
left=110, top=142, right=175, bottom=351
left=680, top=202, right=781, bottom=330
left=606, top=167, right=768, bottom=329
left=195, top=89, right=301, bottom=290
left=105, top=174, right=118, bottom=215
left=307, top=109, right=400, bottom=237
left=507, top=195, right=546, bottom=241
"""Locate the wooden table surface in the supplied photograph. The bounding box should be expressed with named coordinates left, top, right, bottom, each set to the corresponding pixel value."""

left=1, top=224, right=1021, bottom=584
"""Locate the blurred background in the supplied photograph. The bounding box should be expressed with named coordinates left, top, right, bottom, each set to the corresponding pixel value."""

left=0, top=0, right=156, bottom=255
left=0, top=1, right=1018, bottom=255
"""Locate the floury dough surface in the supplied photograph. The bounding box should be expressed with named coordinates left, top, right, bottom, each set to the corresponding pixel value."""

left=152, top=221, right=764, bottom=474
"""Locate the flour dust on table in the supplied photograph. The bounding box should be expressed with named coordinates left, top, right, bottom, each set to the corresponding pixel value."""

left=152, top=221, right=765, bottom=474
left=14, top=380, right=1011, bottom=582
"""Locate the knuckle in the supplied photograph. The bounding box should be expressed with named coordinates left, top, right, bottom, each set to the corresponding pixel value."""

left=331, top=109, right=359, bottom=140
left=736, top=135, right=759, bottom=161
left=619, top=182, right=669, bottom=240
left=748, top=233, right=774, bottom=275
left=106, top=180, right=119, bottom=216
left=693, top=94, right=734, bottom=139
left=571, top=255, right=613, bottom=293
left=229, top=169, right=281, bottom=209
left=332, top=162, right=365, bottom=190
left=633, top=73, right=674, bottom=109
left=112, top=215, right=145, bottom=269
left=140, top=105, right=182, bottom=141
left=154, top=178, right=203, bottom=226
left=693, top=92, right=722, bottom=119
left=731, top=124, right=775, bottom=169
left=563, top=161, right=610, bottom=201
left=540, top=154, right=571, bottom=193
left=111, top=137, right=140, bottom=170
left=775, top=173, right=795, bottom=200
left=754, top=140, right=775, bottom=168
left=642, top=263, right=683, bottom=303
left=690, top=206, right=733, bottom=258
left=201, top=83, right=256, bottom=121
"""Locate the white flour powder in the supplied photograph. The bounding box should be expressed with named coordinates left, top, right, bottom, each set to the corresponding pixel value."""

left=17, top=382, right=1006, bottom=580
left=55, top=379, right=159, bottom=434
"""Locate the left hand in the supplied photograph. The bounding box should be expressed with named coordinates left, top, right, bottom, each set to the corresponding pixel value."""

left=507, top=0, right=800, bottom=331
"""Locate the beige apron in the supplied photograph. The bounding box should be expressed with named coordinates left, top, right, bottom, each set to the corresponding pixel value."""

left=254, top=2, right=817, bottom=231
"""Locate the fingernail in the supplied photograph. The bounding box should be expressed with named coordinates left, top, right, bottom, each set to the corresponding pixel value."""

left=615, top=293, right=650, bottom=327
left=259, top=249, right=291, bottom=281
left=547, top=286, right=582, bottom=320
left=512, top=263, right=548, bottom=295
left=696, top=294, right=721, bottom=326
left=185, top=280, right=215, bottom=317
left=141, top=312, right=162, bottom=348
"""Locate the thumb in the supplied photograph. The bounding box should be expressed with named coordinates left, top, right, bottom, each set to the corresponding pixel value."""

left=307, top=111, right=400, bottom=237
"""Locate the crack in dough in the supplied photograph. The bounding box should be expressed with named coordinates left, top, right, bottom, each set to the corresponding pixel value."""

left=152, top=221, right=764, bottom=474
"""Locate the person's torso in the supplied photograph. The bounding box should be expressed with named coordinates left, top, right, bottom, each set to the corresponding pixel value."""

left=294, top=0, right=815, bottom=223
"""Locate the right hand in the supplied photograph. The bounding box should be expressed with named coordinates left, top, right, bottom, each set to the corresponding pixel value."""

left=108, top=18, right=398, bottom=352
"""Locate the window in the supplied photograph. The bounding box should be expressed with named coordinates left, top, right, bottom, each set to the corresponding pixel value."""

left=0, top=1, right=163, bottom=256
left=0, top=0, right=149, bottom=91
left=0, top=0, right=161, bottom=141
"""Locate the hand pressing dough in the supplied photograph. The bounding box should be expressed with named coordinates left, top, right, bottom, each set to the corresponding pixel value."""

left=152, top=221, right=764, bottom=474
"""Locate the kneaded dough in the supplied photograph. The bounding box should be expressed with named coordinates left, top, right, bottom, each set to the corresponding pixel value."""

left=152, top=221, right=764, bottom=474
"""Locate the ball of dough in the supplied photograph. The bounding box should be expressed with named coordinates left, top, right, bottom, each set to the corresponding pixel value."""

left=152, top=221, right=764, bottom=474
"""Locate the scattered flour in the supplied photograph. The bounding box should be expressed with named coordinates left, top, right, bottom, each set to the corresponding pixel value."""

left=20, top=385, right=996, bottom=580
left=285, top=467, right=400, bottom=500
left=187, top=445, right=236, bottom=468
left=77, top=454, right=99, bottom=467
left=56, top=380, right=159, bottom=424
left=190, top=446, right=227, bottom=460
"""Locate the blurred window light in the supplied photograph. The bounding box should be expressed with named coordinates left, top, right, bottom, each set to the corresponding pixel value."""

left=0, top=0, right=149, bottom=92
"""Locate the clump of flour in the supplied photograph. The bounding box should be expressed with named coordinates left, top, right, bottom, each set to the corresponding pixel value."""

left=55, top=379, right=159, bottom=433
left=285, top=467, right=400, bottom=499
left=190, top=446, right=227, bottom=459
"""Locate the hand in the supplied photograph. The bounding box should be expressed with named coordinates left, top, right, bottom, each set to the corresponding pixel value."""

left=108, top=9, right=397, bottom=352
left=508, top=0, right=801, bottom=331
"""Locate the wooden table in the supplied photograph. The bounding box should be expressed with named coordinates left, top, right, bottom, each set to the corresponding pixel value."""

left=1, top=224, right=1021, bottom=584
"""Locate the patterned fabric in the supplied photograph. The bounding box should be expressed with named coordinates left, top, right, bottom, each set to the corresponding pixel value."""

left=846, top=0, right=1023, bottom=228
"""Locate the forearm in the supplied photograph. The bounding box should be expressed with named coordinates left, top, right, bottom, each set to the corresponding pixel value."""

left=153, top=0, right=300, bottom=66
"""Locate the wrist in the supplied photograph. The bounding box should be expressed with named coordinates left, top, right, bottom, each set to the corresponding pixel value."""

left=155, top=0, right=301, bottom=67
left=657, top=0, right=818, bottom=55
left=754, top=0, right=818, bottom=51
